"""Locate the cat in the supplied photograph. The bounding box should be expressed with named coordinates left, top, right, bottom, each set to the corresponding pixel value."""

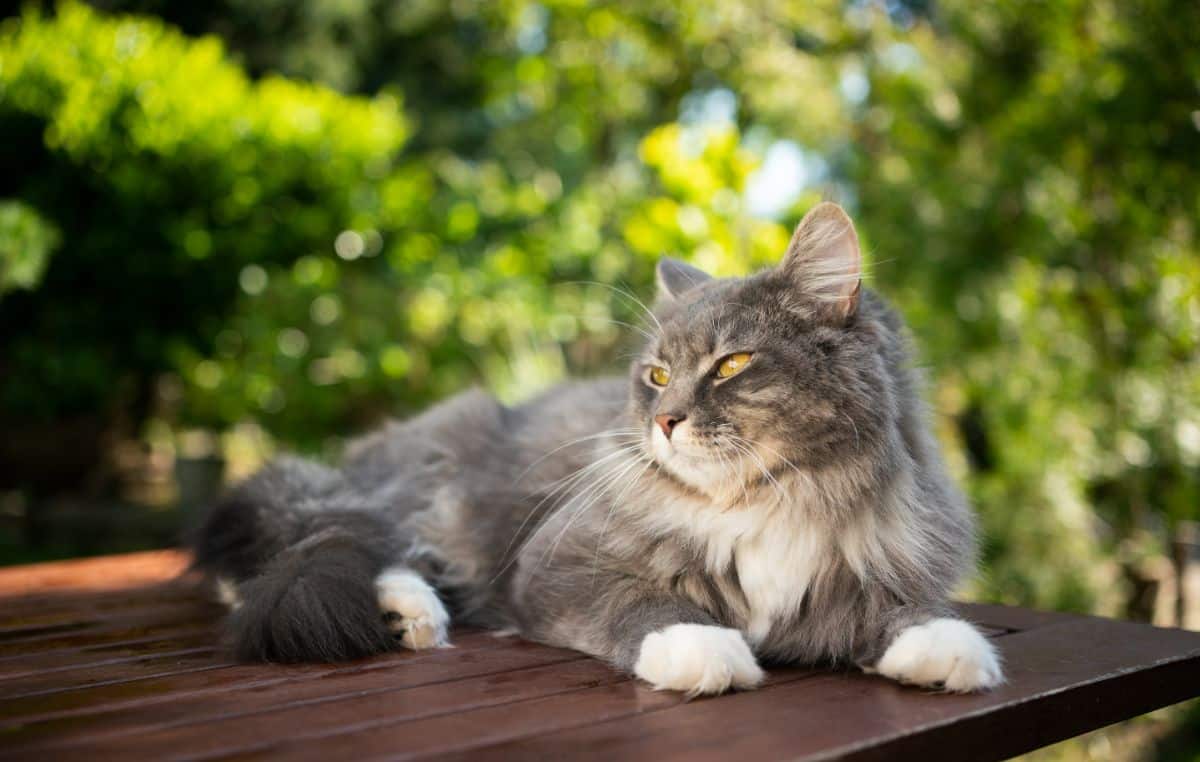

left=193, top=202, right=1003, bottom=695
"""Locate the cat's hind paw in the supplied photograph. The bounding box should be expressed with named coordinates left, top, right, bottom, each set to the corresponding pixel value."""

left=871, top=617, right=1003, bottom=692
left=215, top=576, right=242, bottom=610
left=634, top=624, right=764, bottom=696
left=375, top=568, right=451, bottom=650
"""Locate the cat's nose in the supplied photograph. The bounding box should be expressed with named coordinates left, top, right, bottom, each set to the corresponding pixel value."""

left=654, top=413, right=685, bottom=439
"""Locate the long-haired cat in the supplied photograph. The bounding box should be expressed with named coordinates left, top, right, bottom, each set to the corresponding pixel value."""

left=194, top=203, right=1002, bottom=694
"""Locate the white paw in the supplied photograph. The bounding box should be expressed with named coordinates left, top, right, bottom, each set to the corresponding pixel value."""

left=215, top=576, right=242, bottom=610
left=634, top=624, right=764, bottom=696
left=375, top=567, right=451, bottom=650
left=873, top=618, right=1003, bottom=692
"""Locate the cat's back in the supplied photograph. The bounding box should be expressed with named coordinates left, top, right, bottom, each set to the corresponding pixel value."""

left=343, top=377, right=628, bottom=489
left=506, top=376, right=629, bottom=476
left=510, top=377, right=627, bottom=434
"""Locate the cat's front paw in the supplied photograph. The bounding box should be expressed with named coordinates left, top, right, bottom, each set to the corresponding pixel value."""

left=872, top=618, right=1003, bottom=692
left=375, top=568, right=451, bottom=650
left=634, top=624, right=764, bottom=696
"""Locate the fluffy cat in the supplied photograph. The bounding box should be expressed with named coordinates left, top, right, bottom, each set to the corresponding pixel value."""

left=194, top=202, right=1003, bottom=694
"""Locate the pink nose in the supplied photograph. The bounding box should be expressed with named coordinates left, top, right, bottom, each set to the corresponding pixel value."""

left=654, top=413, right=684, bottom=439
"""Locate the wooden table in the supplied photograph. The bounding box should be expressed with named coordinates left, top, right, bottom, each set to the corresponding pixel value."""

left=1, top=551, right=1198, bottom=761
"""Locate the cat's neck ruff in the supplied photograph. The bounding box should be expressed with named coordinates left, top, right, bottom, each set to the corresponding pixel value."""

left=624, top=468, right=839, bottom=643
left=585, top=430, right=929, bottom=644
left=622, top=457, right=926, bottom=645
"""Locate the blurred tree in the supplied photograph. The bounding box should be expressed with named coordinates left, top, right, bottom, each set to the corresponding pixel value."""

left=846, top=0, right=1200, bottom=610
left=0, top=3, right=408, bottom=487
left=0, top=200, right=58, bottom=294
left=28, top=0, right=847, bottom=451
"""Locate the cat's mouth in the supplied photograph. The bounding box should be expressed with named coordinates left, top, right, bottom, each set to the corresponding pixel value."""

left=646, top=422, right=789, bottom=501
left=648, top=421, right=697, bottom=461
left=648, top=424, right=745, bottom=493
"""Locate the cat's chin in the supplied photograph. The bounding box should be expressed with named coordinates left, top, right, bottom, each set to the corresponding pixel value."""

left=653, top=449, right=729, bottom=497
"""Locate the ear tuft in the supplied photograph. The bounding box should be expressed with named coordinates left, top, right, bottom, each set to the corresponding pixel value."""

left=782, top=202, right=862, bottom=320
left=655, top=257, right=712, bottom=302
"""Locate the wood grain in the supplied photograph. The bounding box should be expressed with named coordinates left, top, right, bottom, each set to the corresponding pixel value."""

left=0, top=550, right=1197, bottom=762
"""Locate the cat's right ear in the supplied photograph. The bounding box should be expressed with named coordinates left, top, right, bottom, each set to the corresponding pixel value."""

left=655, top=257, right=712, bottom=303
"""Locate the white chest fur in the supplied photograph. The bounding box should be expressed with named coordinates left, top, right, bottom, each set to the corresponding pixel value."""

left=732, top=520, right=829, bottom=643
left=637, top=490, right=833, bottom=645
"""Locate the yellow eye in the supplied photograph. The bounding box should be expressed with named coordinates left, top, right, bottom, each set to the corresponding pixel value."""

left=649, top=366, right=671, bottom=386
left=716, top=352, right=753, bottom=379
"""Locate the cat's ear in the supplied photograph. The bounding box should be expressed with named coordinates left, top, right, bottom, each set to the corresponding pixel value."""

left=781, top=202, right=861, bottom=321
left=655, top=257, right=712, bottom=302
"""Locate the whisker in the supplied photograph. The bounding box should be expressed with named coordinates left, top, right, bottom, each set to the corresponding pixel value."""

left=518, top=442, right=646, bottom=563
left=714, top=443, right=749, bottom=508
left=492, top=442, right=640, bottom=583
left=603, top=319, right=656, bottom=343
left=740, top=437, right=805, bottom=479
left=589, top=457, right=655, bottom=585
left=529, top=442, right=640, bottom=501
left=564, top=280, right=663, bottom=336
left=842, top=412, right=861, bottom=453
left=539, top=452, right=649, bottom=568
left=514, top=428, right=642, bottom=485
left=725, top=436, right=787, bottom=503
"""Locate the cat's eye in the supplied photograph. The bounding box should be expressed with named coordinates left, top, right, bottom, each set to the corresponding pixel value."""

left=648, top=366, right=671, bottom=386
left=716, top=352, right=753, bottom=379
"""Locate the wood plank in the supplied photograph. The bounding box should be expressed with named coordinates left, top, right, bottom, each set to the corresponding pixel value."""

left=0, top=635, right=220, bottom=680
left=0, top=574, right=199, bottom=610
left=0, top=550, right=190, bottom=597
left=0, top=602, right=222, bottom=653
left=0, top=619, right=219, bottom=658
left=451, top=616, right=1200, bottom=762
left=219, top=668, right=822, bottom=761
left=0, top=631, right=512, bottom=728
left=0, top=662, right=329, bottom=727
left=956, top=601, right=1086, bottom=633
left=1, top=551, right=1197, bottom=762
left=0, top=586, right=209, bottom=630
left=0, top=648, right=232, bottom=700
left=0, top=623, right=220, bottom=665
left=13, top=652, right=603, bottom=761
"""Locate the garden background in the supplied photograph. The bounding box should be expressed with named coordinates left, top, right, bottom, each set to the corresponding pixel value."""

left=1, top=1, right=1197, bottom=758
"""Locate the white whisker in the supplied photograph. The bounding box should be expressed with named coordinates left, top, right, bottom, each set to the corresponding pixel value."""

left=514, top=428, right=641, bottom=485
left=565, top=280, right=663, bottom=337
left=725, top=437, right=786, bottom=503
left=540, top=452, right=649, bottom=569
left=492, top=440, right=642, bottom=583
left=589, top=458, right=655, bottom=585
left=842, top=412, right=861, bottom=453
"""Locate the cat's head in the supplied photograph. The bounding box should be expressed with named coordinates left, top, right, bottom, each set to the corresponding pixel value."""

left=628, top=202, right=894, bottom=499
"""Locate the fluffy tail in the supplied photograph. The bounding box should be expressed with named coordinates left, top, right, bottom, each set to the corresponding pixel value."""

left=191, top=464, right=401, bottom=663
left=226, top=531, right=396, bottom=662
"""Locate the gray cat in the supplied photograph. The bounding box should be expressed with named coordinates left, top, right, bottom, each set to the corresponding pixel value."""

left=194, top=203, right=1002, bottom=694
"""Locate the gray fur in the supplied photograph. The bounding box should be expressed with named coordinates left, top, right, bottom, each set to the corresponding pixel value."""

left=195, top=203, right=978, bottom=678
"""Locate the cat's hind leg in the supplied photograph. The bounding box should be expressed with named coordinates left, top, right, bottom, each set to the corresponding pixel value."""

left=375, top=567, right=451, bottom=650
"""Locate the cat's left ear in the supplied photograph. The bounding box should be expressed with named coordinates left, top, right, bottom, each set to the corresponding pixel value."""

left=781, top=202, right=861, bottom=321
left=655, top=257, right=713, bottom=303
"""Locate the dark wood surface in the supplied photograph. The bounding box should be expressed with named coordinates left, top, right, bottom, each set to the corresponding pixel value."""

left=1, top=551, right=1198, bottom=761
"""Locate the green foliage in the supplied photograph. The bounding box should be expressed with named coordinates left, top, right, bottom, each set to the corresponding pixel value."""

left=0, top=200, right=59, bottom=294
left=847, top=0, right=1200, bottom=608
left=2, top=0, right=1198, bottom=619
left=0, top=2, right=407, bottom=418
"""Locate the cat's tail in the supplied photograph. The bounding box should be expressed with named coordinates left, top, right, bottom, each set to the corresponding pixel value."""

left=224, top=530, right=397, bottom=662
left=191, top=471, right=399, bottom=663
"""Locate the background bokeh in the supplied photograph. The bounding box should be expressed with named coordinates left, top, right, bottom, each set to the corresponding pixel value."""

left=1, top=1, right=1198, bottom=757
